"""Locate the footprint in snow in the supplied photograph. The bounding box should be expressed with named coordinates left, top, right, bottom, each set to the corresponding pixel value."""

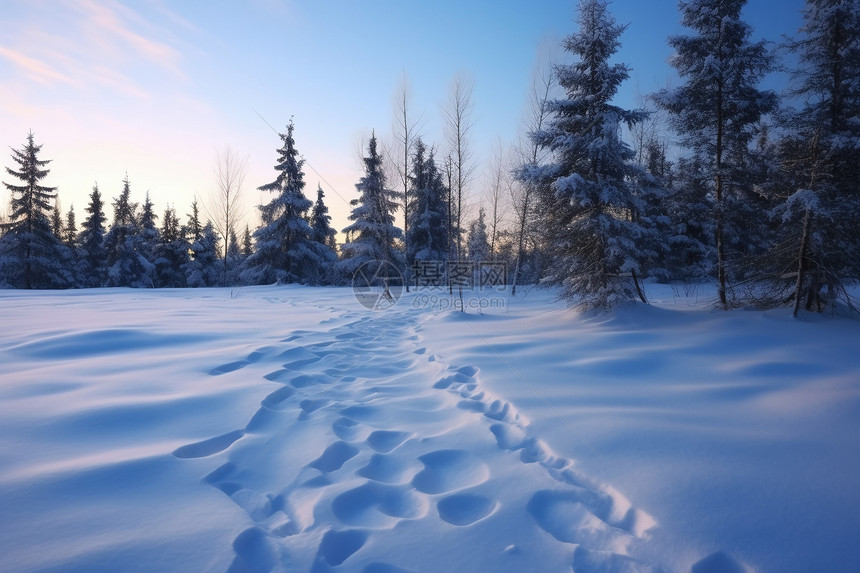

left=332, top=417, right=368, bottom=442
left=315, top=529, right=367, bottom=567
left=185, top=312, right=667, bottom=572
left=261, top=385, right=295, bottom=410
left=366, top=430, right=412, bottom=453
left=358, top=453, right=420, bottom=484
left=436, top=492, right=498, bottom=526
left=172, top=430, right=244, bottom=459
left=208, top=345, right=275, bottom=376
left=331, top=482, right=429, bottom=528
left=411, top=449, right=489, bottom=495
left=310, top=441, right=359, bottom=473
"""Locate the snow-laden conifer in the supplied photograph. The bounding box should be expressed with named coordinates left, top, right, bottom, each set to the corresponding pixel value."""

left=104, top=175, right=154, bottom=287
left=518, top=0, right=650, bottom=309
left=153, top=207, right=188, bottom=288
left=308, top=183, right=339, bottom=284
left=184, top=221, right=220, bottom=287
left=653, top=0, right=777, bottom=307
left=340, top=134, right=404, bottom=282
left=406, top=139, right=449, bottom=270
left=78, top=184, right=107, bottom=287
left=241, top=120, right=319, bottom=285
left=0, top=132, right=70, bottom=288
left=760, top=0, right=860, bottom=312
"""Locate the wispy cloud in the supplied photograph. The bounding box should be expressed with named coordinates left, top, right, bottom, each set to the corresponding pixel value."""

left=88, top=65, right=152, bottom=100
left=1, top=0, right=191, bottom=101
left=68, top=0, right=188, bottom=82
left=0, top=45, right=76, bottom=87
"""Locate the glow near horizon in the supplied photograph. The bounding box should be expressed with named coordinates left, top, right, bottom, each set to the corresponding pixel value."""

left=1, top=0, right=804, bottom=234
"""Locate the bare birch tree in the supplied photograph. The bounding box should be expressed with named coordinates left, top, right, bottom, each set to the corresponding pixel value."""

left=206, top=146, right=248, bottom=286
left=443, top=74, right=476, bottom=263
left=511, top=62, right=556, bottom=295
left=391, top=72, right=422, bottom=290
left=486, top=138, right=511, bottom=257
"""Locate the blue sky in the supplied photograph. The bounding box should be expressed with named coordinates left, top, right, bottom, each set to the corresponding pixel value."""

left=1, top=0, right=805, bottom=233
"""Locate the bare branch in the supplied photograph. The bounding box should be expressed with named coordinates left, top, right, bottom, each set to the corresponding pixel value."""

left=204, top=145, right=249, bottom=285
left=443, top=73, right=477, bottom=259
left=391, top=71, right=424, bottom=288
left=485, top=137, right=512, bottom=256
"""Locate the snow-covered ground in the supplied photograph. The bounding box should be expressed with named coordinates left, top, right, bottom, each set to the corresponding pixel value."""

left=1, top=284, right=858, bottom=573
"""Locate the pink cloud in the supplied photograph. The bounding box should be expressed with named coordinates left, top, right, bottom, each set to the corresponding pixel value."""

left=0, top=45, right=75, bottom=86
left=67, top=0, right=187, bottom=81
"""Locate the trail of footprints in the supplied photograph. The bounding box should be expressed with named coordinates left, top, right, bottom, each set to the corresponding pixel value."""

left=174, top=310, right=660, bottom=573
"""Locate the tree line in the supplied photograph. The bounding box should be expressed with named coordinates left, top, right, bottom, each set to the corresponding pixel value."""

left=2, top=0, right=858, bottom=315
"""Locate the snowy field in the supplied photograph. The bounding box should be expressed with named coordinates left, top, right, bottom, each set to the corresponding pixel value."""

left=1, top=284, right=858, bottom=573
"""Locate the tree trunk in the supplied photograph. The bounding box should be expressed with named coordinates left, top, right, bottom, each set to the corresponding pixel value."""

left=511, top=185, right=530, bottom=297
left=792, top=208, right=812, bottom=318
left=715, top=74, right=727, bottom=309
left=632, top=269, right=647, bottom=304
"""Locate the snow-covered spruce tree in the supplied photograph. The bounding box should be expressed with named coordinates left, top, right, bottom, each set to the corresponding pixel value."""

left=406, top=139, right=449, bottom=276
left=138, top=191, right=159, bottom=274
left=309, top=183, right=339, bottom=284
left=78, top=183, right=108, bottom=287
left=225, top=228, right=243, bottom=285
left=467, top=207, right=490, bottom=263
left=761, top=0, right=860, bottom=313
left=51, top=201, right=64, bottom=239
left=340, top=133, right=404, bottom=282
left=64, top=205, right=77, bottom=249
left=153, top=206, right=188, bottom=288
left=104, top=175, right=154, bottom=287
left=633, top=135, right=676, bottom=282
left=518, top=0, right=650, bottom=309
left=185, top=197, right=203, bottom=245
left=310, top=183, right=338, bottom=252
left=49, top=199, right=80, bottom=286
left=662, top=154, right=713, bottom=282
left=241, top=120, right=320, bottom=285
left=62, top=204, right=86, bottom=287
left=241, top=224, right=253, bottom=257
left=184, top=221, right=220, bottom=287
left=653, top=0, right=777, bottom=308
left=0, top=132, right=71, bottom=288
left=467, top=206, right=492, bottom=287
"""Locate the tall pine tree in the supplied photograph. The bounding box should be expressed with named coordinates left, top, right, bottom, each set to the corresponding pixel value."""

left=241, top=119, right=319, bottom=285
left=466, top=207, right=490, bottom=263
left=308, top=183, right=339, bottom=284
left=185, top=197, right=203, bottom=245
left=51, top=201, right=64, bottom=239
left=153, top=206, right=188, bottom=288
left=406, top=139, right=449, bottom=269
left=0, top=132, right=69, bottom=288
left=518, top=0, right=650, bottom=309
left=64, top=205, right=77, bottom=249
left=184, top=221, right=220, bottom=287
left=467, top=206, right=491, bottom=288
left=340, top=133, right=404, bottom=281
left=78, top=183, right=107, bottom=287
left=765, top=0, right=860, bottom=312
left=310, top=183, right=338, bottom=252
left=137, top=191, right=159, bottom=285
left=241, top=224, right=253, bottom=257
left=104, top=175, right=153, bottom=287
left=225, top=228, right=243, bottom=285
left=653, top=0, right=777, bottom=307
